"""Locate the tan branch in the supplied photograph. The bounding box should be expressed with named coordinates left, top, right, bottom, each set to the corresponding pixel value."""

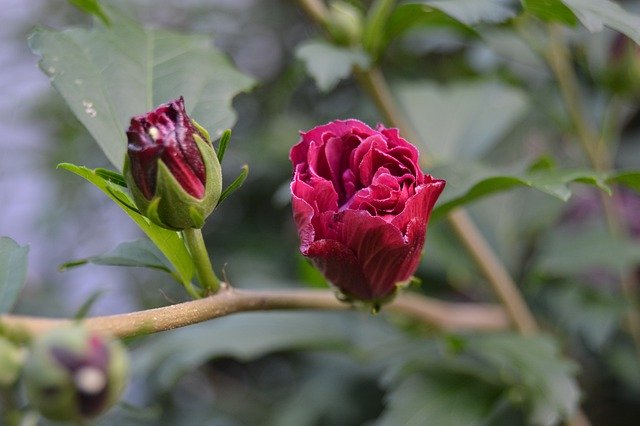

left=0, top=287, right=508, bottom=339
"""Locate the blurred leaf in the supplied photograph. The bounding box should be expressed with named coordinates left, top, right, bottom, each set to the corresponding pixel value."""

left=29, top=10, right=255, bottom=169
left=296, top=39, right=370, bottom=92
left=376, top=370, right=506, bottom=426
left=610, top=170, right=640, bottom=192
left=0, top=237, right=29, bottom=314
left=396, top=80, right=529, bottom=161
left=430, top=161, right=612, bottom=220
left=68, top=0, right=110, bottom=25
left=412, top=0, right=517, bottom=26
left=467, top=334, right=580, bottom=425
left=58, top=163, right=195, bottom=286
left=133, top=312, right=353, bottom=389
left=385, top=3, right=473, bottom=46
left=523, top=0, right=578, bottom=25
left=61, top=238, right=175, bottom=275
left=269, top=353, right=383, bottom=426
left=561, top=0, right=640, bottom=44
left=535, top=226, right=640, bottom=275
left=537, top=281, right=626, bottom=350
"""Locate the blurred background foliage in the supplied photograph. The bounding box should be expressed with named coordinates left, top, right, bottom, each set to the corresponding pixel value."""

left=2, top=0, right=640, bottom=424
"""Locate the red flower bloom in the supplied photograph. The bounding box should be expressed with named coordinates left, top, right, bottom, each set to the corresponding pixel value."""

left=290, top=119, right=445, bottom=303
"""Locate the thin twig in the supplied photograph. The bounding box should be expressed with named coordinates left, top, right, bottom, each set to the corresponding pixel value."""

left=0, top=287, right=508, bottom=339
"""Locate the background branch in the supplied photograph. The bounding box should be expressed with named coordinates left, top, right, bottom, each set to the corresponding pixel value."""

left=0, top=287, right=508, bottom=339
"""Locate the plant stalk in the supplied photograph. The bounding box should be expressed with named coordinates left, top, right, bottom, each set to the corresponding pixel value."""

left=182, top=228, right=220, bottom=296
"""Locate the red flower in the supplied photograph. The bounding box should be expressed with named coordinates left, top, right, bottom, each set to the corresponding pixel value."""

left=290, top=119, right=445, bottom=303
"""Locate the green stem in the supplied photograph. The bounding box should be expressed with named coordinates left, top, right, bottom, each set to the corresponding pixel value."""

left=182, top=228, right=220, bottom=296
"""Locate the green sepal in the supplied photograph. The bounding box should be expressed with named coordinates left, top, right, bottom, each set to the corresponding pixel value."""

left=216, top=129, right=232, bottom=164
left=191, top=119, right=211, bottom=144
left=124, top=135, right=222, bottom=230
left=217, top=164, right=249, bottom=206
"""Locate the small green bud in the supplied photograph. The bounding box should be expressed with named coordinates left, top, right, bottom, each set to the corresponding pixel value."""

left=0, top=336, right=25, bottom=387
left=124, top=96, right=223, bottom=230
left=23, top=326, right=129, bottom=422
left=327, top=1, right=363, bottom=46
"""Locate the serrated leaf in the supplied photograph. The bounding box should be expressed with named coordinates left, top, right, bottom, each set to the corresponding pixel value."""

left=296, top=39, right=370, bottom=92
left=132, top=312, right=355, bottom=390
left=58, top=163, right=194, bottom=286
left=522, top=0, right=578, bottom=25
left=0, top=237, right=29, bottom=314
left=396, top=80, right=529, bottom=161
left=29, top=10, right=255, bottom=170
left=376, top=370, right=506, bottom=426
left=467, top=334, right=580, bottom=426
left=561, top=0, right=640, bottom=44
left=62, top=238, right=175, bottom=275
left=430, top=161, right=612, bottom=220
left=419, top=0, right=517, bottom=25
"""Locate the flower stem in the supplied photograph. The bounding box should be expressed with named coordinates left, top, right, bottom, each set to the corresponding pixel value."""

left=182, top=228, right=220, bottom=296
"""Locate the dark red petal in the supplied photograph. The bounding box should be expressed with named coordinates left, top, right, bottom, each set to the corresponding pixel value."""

left=391, top=178, right=446, bottom=233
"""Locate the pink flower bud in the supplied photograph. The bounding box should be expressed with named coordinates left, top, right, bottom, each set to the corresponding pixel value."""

left=290, top=119, right=445, bottom=303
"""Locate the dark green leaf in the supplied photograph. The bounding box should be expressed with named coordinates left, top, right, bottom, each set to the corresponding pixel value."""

left=58, top=163, right=194, bottom=286
left=430, top=161, right=611, bottom=220
left=522, top=0, right=578, bottom=25
left=376, top=370, right=506, bottom=426
left=561, top=0, right=640, bottom=44
left=133, top=312, right=355, bottom=389
left=396, top=80, right=529, bottom=161
left=29, top=10, right=255, bottom=169
left=217, top=165, right=249, bottom=206
left=0, top=237, right=29, bottom=314
left=69, top=0, right=111, bottom=25
left=467, top=334, right=580, bottom=425
left=95, top=168, right=127, bottom=187
left=296, top=39, right=370, bottom=92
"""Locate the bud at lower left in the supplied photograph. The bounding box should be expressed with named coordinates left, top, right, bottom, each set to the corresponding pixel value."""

left=124, top=96, right=222, bottom=230
left=23, top=326, right=129, bottom=422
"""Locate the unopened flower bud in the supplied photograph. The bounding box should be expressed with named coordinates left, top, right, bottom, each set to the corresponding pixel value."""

left=23, top=326, right=129, bottom=422
left=327, top=1, right=363, bottom=46
left=124, top=96, right=222, bottom=230
left=0, top=336, right=25, bottom=387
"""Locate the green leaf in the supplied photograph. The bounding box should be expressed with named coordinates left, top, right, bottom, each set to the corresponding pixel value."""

left=0, top=237, right=29, bottom=314
left=610, top=170, right=640, bottom=192
left=430, top=161, right=612, bottom=220
left=74, top=290, right=106, bottom=320
left=522, top=0, right=578, bottom=25
left=216, top=129, right=232, bottom=164
left=418, top=0, right=517, bottom=26
left=396, top=80, right=529, bottom=161
left=29, top=10, right=255, bottom=170
left=68, top=0, right=110, bottom=25
left=133, top=312, right=356, bottom=390
left=217, top=165, right=249, bottom=206
left=58, top=163, right=194, bottom=286
left=561, top=0, right=640, bottom=44
left=296, top=39, right=370, bottom=92
left=535, top=226, right=640, bottom=275
left=468, top=334, right=580, bottom=425
left=61, top=239, right=175, bottom=275
left=385, top=3, right=473, bottom=46
left=377, top=370, right=507, bottom=426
